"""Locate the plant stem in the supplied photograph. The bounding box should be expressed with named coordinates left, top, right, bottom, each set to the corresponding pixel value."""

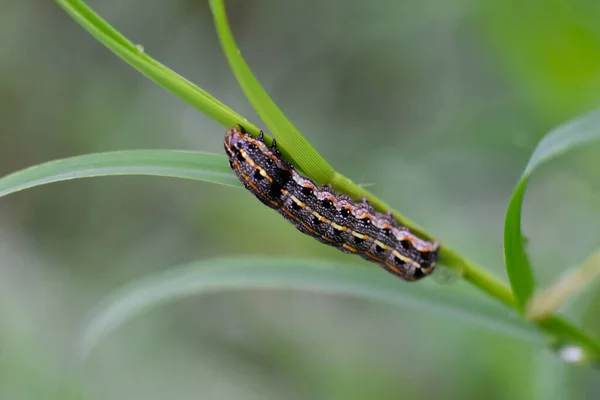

left=443, top=247, right=517, bottom=308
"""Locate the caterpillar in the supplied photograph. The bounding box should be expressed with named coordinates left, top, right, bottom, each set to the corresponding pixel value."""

left=224, top=127, right=439, bottom=281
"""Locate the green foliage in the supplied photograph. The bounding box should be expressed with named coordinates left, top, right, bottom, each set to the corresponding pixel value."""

left=48, top=0, right=600, bottom=363
left=2, top=0, right=600, bottom=397
left=0, top=150, right=239, bottom=197
left=78, top=257, right=541, bottom=360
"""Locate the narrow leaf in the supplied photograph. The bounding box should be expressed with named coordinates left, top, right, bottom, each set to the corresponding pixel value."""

left=0, top=150, right=239, bottom=198
left=504, top=110, right=600, bottom=309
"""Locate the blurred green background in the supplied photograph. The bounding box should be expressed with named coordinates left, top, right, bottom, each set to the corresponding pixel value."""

left=2, top=0, right=600, bottom=399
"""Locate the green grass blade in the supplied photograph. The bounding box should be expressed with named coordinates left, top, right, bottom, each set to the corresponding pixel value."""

left=56, top=0, right=261, bottom=135
left=504, top=110, right=600, bottom=309
left=208, top=0, right=336, bottom=182
left=78, top=256, right=541, bottom=360
left=0, top=150, right=239, bottom=198
left=504, top=177, right=534, bottom=310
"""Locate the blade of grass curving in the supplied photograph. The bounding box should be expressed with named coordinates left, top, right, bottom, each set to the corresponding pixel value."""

left=209, top=0, right=336, bottom=183
left=56, top=0, right=262, bottom=136
left=504, top=109, right=600, bottom=309
left=0, top=150, right=239, bottom=199
left=78, top=257, right=542, bottom=360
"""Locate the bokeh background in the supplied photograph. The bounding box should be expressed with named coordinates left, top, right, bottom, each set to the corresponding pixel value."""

left=2, top=0, right=600, bottom=399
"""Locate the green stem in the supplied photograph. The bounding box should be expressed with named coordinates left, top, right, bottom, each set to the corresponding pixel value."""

left=443, top=247, right=517, bottom=308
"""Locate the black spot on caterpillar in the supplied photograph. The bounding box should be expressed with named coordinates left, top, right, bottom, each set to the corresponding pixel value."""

left=224, top=127, right=439, bottom=281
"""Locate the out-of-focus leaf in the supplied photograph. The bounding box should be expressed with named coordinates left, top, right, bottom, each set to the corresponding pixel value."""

left=79, top=257, right=542, bottom=360
left=0, top=150, right=239, bottom=198
left=533, top=349, right=592, bottom=400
